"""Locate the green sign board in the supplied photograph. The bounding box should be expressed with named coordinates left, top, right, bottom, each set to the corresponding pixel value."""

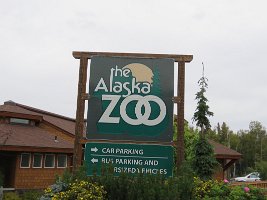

left=85, top=142, right=174, bottom=177
left=87, top=56, right=174, bottom=142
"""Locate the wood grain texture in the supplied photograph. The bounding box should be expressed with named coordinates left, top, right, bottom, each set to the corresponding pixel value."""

left=73, top=51, right=193, bottom=62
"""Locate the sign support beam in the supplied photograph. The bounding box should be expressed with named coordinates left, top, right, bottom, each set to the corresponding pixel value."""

left=176, top=61, right=185, bottom=170
left=73, top=54, right=88, bottom=172
left=73, top=51, right=193, bottom=63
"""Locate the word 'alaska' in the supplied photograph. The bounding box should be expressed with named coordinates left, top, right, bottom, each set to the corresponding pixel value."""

left=94, top=66, right=151, bottom=97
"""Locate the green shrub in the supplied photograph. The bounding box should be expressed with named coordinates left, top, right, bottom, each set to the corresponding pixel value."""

left=193, top=137, right=218, bottom=180
left=59, top=164, right=181, bottom=200
left=193, top=177, right=216, bottom=199
left=3, top=192, right=21, bottom=200
left=228, top=185, right=265, bottom=200
left=40, top=180, right=68, bottom=200
left=60, top=164, right=88, bottom=184
left=176, top=161, right=195, bottom=200
left=89, top=168, right=181, bottom=200
left=21, top=190, right=43, bottom=200
left=43, top=164, right=267, bottom=200
left=53, top=180, right=106, bottom=200
left=41, top=180, right=106, bottom=200
left=193, top=178, right=266, bottom=200
left=256, top=161, right=267, bottom=180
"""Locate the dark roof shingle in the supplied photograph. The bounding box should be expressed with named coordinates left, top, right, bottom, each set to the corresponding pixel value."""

left=0, top=101, right=78, bottom=136
left=0, top=123, right=73, bottom=149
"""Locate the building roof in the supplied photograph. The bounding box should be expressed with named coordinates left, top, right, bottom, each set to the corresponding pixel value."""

left=0, top=101, right=80, bottom=137
left=0, top=100, right=81, bottom=153
left=0, top=123, right=73, bottom=152
left=209, top=139, right=242, bottom=159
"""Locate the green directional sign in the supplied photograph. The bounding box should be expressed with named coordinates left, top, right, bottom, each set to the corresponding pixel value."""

left=85, top=142, right=174, bottom=177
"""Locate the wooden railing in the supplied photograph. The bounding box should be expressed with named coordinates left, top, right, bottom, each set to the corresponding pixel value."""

left=0, top=187, right=15, bottom=200
left=231, top=181, right=267, bottom=189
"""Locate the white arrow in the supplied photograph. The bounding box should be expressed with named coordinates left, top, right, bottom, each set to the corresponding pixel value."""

left=91, top=158, right=98, bottom=163
left=91, top=147, right=98, bottom=152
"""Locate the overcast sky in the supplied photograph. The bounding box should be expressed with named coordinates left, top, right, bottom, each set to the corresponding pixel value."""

left=1, top=0, right=266, bottom=132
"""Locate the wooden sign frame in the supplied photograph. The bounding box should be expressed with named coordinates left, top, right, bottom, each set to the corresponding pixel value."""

left=72, top=51, right=193, bottom=172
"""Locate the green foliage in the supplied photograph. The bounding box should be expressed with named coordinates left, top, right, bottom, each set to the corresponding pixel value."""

left=42, top=164, right=267, bottom=200
left=192, top=66, right=214, bottom=135
left=3, top=192, right=21, bottom=200
left=217, top=122, right=232, bottom=146
left=184, top=123, right=199, bottom=161
left=173, top=121, right=199, bottom=162
left=193, top=177, right=220, bottom=199
left=58, top=164, right=88, bottom=185
left=206, top=128, right=218, bottom=142
left=204, top=120, right=267, bottom=178
left=21, top=190, right=43, bottom=200
left=191, top=67, right=217, bottom=180
left=193, top=137, right=218, bottom=180
left=41, top=180, right=105, bottom=200
left=227, top=185, right=265, bottom=200
left=54, top=181, right=105, bottom=200
left=193, top=178, right=265, bottom=200
left=256, top=161, right=267, bottom=180
left=93, top=172, right=181, bottom=200
left=51, top=164, right=192, bottom=200
left=40, top=179, right=68, bottom=200
left=176, top=161, right=195, bottom=200
left=234, top=122, right=267, bottom=176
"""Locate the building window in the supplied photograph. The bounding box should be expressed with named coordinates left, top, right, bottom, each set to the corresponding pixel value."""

left=57, top=154, right=67, bottom=168
left=10, top=118, right=30, bottom=125
left=33, top=154, right=43, bottom=168
left=44, top=154, right=55, bottom=168
left=20, top=153, right=31, bottom=168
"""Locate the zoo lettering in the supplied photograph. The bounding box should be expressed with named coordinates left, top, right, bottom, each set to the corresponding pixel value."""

left=94, top=65, right=166, bottom=126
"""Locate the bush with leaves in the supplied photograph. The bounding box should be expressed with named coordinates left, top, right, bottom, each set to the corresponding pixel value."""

left=91, top=170, right=180, bottom=200
left=57, top=164, right=196, bottom=200
left=3, top=192, right=21, bottom=200
left=193, top=177, right=265, bottom=200
left=193, top=177, right=232, bottom=200
left=43, top=164, right=267, bottom=200
left=193, top=137, right=218, bottom=180
left=21, top=190, right=43, bottom=200
left=41, top=179, right=105, bottom=200
left=256, top=161, right=267, bottom=180
left=175, top=161, right=195, bottom=200
left=40, top=179, right=68, bottom=200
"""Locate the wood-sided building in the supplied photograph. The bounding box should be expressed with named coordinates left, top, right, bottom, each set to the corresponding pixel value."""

left=210, top=140, right=242, bottom=180
left=0, top=100, right=84, bottom=189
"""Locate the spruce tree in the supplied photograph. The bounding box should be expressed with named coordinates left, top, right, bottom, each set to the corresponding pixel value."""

left=192, top=63, right=214, bottom=136
left=192, top=63, right=217, bottom=180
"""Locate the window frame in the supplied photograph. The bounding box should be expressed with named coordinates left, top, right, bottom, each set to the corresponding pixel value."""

left=57, top=154, right=67, bottom=168
left=44, top=154, right=55, bottom=168
left=32, top=153, right=43, bottom=168
left=10, top=118, right=30, bottom=125
left=20, top=153, right=31, bottom=168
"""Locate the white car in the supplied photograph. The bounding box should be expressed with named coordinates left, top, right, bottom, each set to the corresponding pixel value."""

left=234, top=172, right=261, bottom=182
